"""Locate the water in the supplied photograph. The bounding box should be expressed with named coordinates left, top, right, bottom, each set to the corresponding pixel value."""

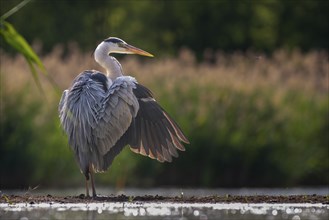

left=1, top=188, right=328, bottom=220
left=1, top=202, right=328, bottom=220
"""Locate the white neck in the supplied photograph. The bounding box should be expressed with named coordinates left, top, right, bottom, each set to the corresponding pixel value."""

left=94, top=42, right=124, bottom=80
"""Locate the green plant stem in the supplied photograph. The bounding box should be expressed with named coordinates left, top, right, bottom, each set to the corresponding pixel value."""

left=1, top=0, right=33, bottom=21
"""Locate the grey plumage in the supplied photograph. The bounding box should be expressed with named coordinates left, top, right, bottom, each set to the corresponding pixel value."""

left=59, top=37, right=189, bottom=197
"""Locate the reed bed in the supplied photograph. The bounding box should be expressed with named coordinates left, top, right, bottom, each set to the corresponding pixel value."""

left=1, top=47, right=328, bottom=188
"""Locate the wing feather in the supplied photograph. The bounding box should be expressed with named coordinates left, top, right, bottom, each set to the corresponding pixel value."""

left=93, top=77, right=139, bottom=161
left=122, top=83, right=189, bottom=162
left=59, top=71, right=107, bottom=173
left=59, top=72, right=139, bottom=173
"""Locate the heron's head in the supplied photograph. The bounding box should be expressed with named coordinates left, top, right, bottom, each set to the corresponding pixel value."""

left=98, top=37, right=154, bottom=57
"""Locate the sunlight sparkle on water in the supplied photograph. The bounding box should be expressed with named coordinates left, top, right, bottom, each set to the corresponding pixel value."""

left=0, top=202, right=328, bottom=220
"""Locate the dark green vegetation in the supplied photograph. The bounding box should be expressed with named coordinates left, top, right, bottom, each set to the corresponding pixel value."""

left=0, top=0, right=328, bottom=189
left=1, top=0, right=328, bottom=56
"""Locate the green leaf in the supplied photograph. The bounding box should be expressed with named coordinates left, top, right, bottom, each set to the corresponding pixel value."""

left=0, top=21, right=46, bottom=73
left=0, top=20, right=47, bottom=92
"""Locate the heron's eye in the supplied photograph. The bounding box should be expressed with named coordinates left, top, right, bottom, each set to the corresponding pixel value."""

left=117, top=42, right=125, bottom=47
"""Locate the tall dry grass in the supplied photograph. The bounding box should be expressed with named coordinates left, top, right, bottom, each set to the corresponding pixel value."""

left=1, top=46, right=328, bottom=188
left=2, top=45, right=328, bottom=97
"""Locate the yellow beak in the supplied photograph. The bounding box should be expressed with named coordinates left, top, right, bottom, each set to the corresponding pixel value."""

left=123, top=44, right=154, bottom=57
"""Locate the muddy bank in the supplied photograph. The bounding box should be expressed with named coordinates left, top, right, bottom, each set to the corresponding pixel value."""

left=1, top=194, right=328, bottom=204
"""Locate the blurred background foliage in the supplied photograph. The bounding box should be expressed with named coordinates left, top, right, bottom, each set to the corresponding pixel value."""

left=1, top=0, right=328, bottom=56
left=0, top=0, right=328, bottom=190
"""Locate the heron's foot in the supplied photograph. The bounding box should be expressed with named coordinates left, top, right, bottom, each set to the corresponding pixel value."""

left=78, top=193, right=91, bottom=199
left=92, top=194, right=101, bottom=200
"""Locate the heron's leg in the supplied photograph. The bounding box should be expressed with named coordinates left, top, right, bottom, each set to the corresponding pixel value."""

left=89, top=165, right=97, bottom=198
left=85, top=178, right=90, bottom=197
left=90, top=172, right=97, bottom=198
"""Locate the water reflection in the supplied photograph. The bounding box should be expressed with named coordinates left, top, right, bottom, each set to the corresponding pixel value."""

left=1, top=202, right=328, bottom=220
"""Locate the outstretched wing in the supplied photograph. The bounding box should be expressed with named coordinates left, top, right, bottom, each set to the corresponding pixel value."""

left=130, top=84, right=189, bottom=162
left=102, top=83, right=189, bottom=169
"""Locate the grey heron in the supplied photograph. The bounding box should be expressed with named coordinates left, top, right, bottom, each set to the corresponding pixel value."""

left=59, top=37, right=189, bottom=198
